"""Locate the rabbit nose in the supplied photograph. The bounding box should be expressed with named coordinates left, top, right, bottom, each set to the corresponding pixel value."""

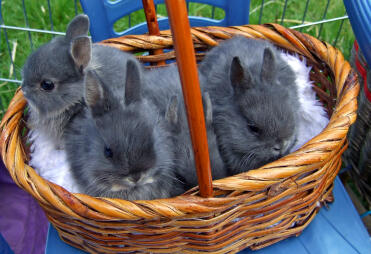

left=21, top=86, right=28, bottom=95
left=131, top=174, right=141, bottom=183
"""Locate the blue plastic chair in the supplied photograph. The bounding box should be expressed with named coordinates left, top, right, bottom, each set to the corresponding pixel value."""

left=344, top=0, right=371, bottom=66
left=79, top=0, right=251, bottom=42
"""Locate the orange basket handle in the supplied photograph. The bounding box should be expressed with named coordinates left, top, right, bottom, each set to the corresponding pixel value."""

left=142, top=0, right=166, bottom=66
left=165, top=0, right=213, bottom=197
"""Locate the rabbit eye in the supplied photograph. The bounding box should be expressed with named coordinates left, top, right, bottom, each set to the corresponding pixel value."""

left=104, top=146, right=113, bottom=158
left=248, top=124, right=260, bottom=134
left=40, top=80, right=55, bottom=91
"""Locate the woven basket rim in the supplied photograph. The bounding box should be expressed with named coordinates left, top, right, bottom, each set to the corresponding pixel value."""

left=0, top=23, right=359, bottom=220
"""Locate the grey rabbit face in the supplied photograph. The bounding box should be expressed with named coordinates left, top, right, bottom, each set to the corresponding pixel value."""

left=21, top=14, right=90, bottom=117
left=200, top=37, right=298, bottom=174
left=83, top=105, right=159, bottom=197
left=67, top=61, right=179, bottom=200
left=217, top=89, right=297, bottom=175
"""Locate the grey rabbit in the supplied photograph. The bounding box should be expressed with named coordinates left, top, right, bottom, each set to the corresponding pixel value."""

left=199, top=36, right=299, bottom=175
left=22, top=14, right=139, bottom=149
left=165, top=92, right=227, bottom=190
left=64, top=60, right=183, bottom=200
left=143, top=66, right=227, bottom=190
left=22, top=14, right=91, bottom=148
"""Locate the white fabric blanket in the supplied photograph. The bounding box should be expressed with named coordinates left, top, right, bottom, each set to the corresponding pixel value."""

left=28, top=130, right=81, bottom=193
left=280, top=52, right=329, bottom=152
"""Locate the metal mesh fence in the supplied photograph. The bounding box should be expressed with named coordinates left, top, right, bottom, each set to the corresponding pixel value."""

left=0, top=0, right=354, bottom=115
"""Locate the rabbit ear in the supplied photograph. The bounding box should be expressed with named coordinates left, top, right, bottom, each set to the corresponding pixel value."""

left=84, top=70, right=104, bottom=109
left=66, top=14, right=90, bottom=41
left=124, top=60, right=142, bottom=106
left=165, top=95, right=179, bottom=126
left=70, top=36, right=91, bottom=71
left=230, top=56, right=251, bottom=90
left=261, top=47, right=276, bottom=84
left=202, top=92, right=213, bottom=126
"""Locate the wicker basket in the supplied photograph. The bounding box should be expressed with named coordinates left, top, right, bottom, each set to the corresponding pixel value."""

left=0, top=23, right=359, bottom=253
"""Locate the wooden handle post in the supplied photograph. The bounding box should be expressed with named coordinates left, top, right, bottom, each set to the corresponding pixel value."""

left=142, top=0, right=166, bottom=66
left=165, top=0, right=213, bottom=197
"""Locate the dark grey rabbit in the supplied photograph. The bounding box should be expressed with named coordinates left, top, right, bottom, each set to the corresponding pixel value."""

left=22, top=14, right=91, bottom=148
left=144, top=66, right=227, bottom=190
left=165, top=92, right=227, bottom=190
left=65, top=60, right=183, bottom=200
left=199, top=36, right=299, bottom=175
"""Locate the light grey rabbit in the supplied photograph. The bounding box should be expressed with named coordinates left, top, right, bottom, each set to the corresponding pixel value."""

left=199, top=36, right=299, bottom=175
left=143, top=66, right=227, bottom=190
left=22, top=14, right=139, bottom=149
left=22, top=14, right=91, bottom=148
left=64, top=60, right=183, bottom=200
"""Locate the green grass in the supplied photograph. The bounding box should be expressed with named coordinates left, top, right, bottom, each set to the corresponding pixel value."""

left=249, top=0, right=353, bottom=56
left=0, top=0, right=354, bottom=116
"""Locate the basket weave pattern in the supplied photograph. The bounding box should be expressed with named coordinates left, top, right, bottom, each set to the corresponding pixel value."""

left=0, top=24, right=359, bottom=253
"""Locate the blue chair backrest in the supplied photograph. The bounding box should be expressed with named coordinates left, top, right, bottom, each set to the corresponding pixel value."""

left=79, top=0, right=251, bottom=42
left=343, top=0, right=371, bottom=66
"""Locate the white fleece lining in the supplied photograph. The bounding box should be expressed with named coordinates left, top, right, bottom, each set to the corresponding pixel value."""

left=280, top=52, right=329, bottom=152
left=28, top=130, right=81, bottom=193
